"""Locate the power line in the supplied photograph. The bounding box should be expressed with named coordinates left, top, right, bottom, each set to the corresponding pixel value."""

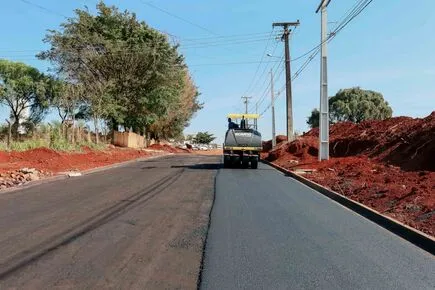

left=19, top=0, right=67, bottom=18
left=247, top=39, right=281, bottom=98
left=242, top=30, right=276, bottom=97
left=180, top=36, right=279, bottom=49
left=139, top=0, right=218, bottom=36
left=259, top=0, right=374, bottom=117
left=182, top=32, right=273, bottom=42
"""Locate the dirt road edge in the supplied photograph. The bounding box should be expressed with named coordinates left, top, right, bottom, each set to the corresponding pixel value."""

left=262, top=160, right=435, bottom=255
left=0, top=153, right=171, bottom=195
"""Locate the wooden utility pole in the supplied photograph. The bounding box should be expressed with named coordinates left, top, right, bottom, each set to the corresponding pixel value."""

left=272, top=21, right=300, bottom=141
left=241, top=96, right=252, bottom=114
left=270, top=69, right=276, bottom=148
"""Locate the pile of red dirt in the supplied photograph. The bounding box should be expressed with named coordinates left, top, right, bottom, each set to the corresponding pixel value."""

left=262, top=135, right=287, bottom=152
left=263, top=136, right=319, bottom=165
left=147, top=144, right=191, bottom=153
left=262, top=112, right=435, bottom=236
left=305, top=112, right=435, bottom=171
left=0, top=147, right=163, bottom=175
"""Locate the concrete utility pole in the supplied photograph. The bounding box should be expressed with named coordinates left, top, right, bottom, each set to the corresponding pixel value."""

left=272, top=21, right=300, bottom=141
left=270, top=69, right=276, bottom=148
left=255, top=103, right=258, bottom=128
left=316, top=0, right=331, bottom=160
left=241, top=96, right=252, bottom=114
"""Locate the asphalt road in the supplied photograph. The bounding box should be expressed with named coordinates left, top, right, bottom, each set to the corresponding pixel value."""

left=1, top=154, right=433, bottom=289
left=0, top=154, right=218, bottom=289
left=200, top=162, right=435, bottom=290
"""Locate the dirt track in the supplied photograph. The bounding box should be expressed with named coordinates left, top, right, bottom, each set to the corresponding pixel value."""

left=0, top=155, right=218, bottom=289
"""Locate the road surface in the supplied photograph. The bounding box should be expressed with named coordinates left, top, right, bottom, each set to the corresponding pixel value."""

left=0, top=155, right=218, bottom=289
left=200, top=162, right=435, bottom=289
left=0, top=154, right=433, bottom=289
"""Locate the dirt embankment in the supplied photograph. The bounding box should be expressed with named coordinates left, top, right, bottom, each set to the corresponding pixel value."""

left=262, top=112, right=435, bottom=236
left=0, top=144, right=190, bottom=190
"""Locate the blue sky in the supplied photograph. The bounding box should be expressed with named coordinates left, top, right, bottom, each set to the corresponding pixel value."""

left=1, top=0, right=434, bottom=143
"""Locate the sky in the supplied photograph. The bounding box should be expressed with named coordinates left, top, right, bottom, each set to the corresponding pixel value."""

left=1, top=0, right=434, bottom=143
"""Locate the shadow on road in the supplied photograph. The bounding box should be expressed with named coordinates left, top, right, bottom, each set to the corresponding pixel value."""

left=171, top=163, right=222, bottom=170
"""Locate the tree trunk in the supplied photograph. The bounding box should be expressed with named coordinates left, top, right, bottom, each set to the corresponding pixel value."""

left=71, top=114, right=75, bottom=144
left=11, top=120, right=19, bottom=141
left=63, top=123, right=68, bottom=141
left=143, top=126, right=148, bottom=148
left=5, top=120, right=11, bottom=149
left=47, top=124, right=52, bottom=147
left=111, top=118, right=117, bottom=144
left=94, top=118, right=99, bottom=144
left=77, top=127, right=81, bottom=143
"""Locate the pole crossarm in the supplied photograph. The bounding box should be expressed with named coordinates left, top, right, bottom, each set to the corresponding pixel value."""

left=316, top=0, right=331, bottom=13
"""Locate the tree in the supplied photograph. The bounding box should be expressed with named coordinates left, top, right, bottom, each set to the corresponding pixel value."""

left=306, top=109, right=320, bottom=128
left=307, top=87, right=393, bottom=128
left=0, top=60, right=50, bottom=138
left=193, top=132, right=216, bottom=144
left=38, top=1, right=200, bottom=142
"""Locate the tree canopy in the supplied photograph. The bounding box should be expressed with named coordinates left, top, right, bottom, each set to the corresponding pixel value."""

left=307, top=87, right=393, bottom=128
left=193, top=132, right=216, bottom=144
left=38, top=1, right=201, bottom=140
left=0, top=59, right=50, bottom=136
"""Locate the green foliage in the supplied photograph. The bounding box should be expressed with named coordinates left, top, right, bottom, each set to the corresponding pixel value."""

left=8, top=139, right=49, bottom=151
left=306, top=109, right=320, bottom=128
left=193, top=131, right=216, bottom=144
left=39, top=1, right=201, bottom=140
left=0, top=59, right=51, bottom=137
left=307, top=87, right=393, bottom=128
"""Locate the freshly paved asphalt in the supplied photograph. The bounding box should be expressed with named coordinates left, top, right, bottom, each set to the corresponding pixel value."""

left=0, top=155, right=217, bottom=289
left=200, top=162, right=435, bottom=290
left=1, top=154, right=433, bottom=289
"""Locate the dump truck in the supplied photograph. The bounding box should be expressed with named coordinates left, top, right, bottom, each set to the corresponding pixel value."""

left=223, top=113, right=262, bottom=169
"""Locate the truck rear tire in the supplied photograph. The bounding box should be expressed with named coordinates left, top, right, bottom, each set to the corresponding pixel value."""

left=223, top=158, right=230, bottom=168
left=242, top=157, right=249, bottom=168
left=251, top=159, right=258, bottom=169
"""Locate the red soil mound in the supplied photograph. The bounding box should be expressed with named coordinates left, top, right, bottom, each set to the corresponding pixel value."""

left=262, top=135, right=287, bottom=152
left=1, top=147, right=160, bottom=174
left=305, top=112, right=435, bottom=171
left=265, top=136, right=318, bottom=165
left=0, top=151, right=9, bottom=163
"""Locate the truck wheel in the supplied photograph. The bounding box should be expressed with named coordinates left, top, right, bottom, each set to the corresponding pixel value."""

left=223, top=158, right=230, bottom=168
left=251, top=159, right=258, bottom=169
left=241, top=159, right=249, bottom=168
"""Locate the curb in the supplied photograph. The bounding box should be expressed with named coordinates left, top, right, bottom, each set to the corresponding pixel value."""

left=0, top=153, right=171, bottom=195
left=261, top=159, right=435, bottom=255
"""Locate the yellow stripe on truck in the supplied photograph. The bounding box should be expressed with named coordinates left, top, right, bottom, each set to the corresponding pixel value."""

left=224, top=146, right=262, bottom=151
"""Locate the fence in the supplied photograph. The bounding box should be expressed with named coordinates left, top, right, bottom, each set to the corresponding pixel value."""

left=113, top=131, right=145, bottom=148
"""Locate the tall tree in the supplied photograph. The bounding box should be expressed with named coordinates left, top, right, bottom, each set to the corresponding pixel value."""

left=38, top=1, right=200, bottom=141
left=307, top=87, right=393, bottom=128
left=0, top=60, right=49, bottom=138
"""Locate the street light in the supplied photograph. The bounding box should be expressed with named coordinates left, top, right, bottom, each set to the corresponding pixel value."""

left=267, top=53, right=280, bottom=58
